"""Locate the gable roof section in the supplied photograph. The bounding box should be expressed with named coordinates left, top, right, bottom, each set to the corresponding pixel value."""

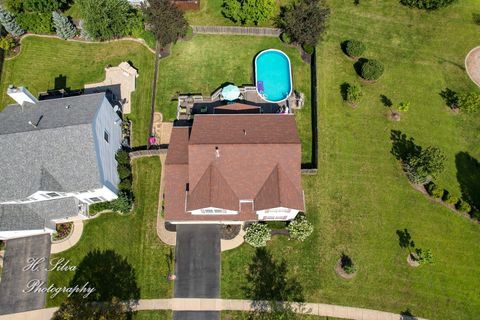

left=187, top=164, right=239, bottom=211
left=254, top=164, right=304, bottom=211
left=165, top=126, right=189, bottom=165
left=0, top=197, right=80, bottom=231
left=0, top=93, right=105, bottom=202
left=189, top=114, right=300, bottom=145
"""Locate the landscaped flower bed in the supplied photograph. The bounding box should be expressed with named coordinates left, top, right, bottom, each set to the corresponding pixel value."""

left=52, top=222, right=74, bottom=242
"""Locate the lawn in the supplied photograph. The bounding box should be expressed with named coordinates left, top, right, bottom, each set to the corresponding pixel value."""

left=185, top=0, right=290, bottom=27
left=157, top=35, right=312, bottom=162
left=222, top=1, right=480, bottom=319
left=47, top=157, right=173, bottom=306
left=222, top=312, right=341, bottom=319
left=0, top=36, right=155, bottom=147
left=134, top=311, right=172, bottom=319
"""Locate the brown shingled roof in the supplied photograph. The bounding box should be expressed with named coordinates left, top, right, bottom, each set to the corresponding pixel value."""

left=214, top=103, right=261, bottom=114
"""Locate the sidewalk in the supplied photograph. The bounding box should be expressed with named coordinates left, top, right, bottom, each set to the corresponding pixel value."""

left=0, top=298, right=428, bottom=320
left=50, top=220, right=84, bottom=254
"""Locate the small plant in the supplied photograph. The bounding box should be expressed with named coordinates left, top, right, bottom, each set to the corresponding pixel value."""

left=473, top=13, right=480, bottom=25
left=0, top=35, right=15, bottom=52
left=280, top=32, right=292, bottom=44
left=287, top=215, right=313, bottom=241
left=340, top=254, right=357, bottom=274
left=344, top=39, right=366, bottom=58
left=118, top=165, right=131, bottom=180
left=302, top=43, right=314, bottom=55
left=116, top=150, right=130, bottom=166
left=456, top=92, right=480, bottom=113
left=345, top=83, right=363, bottom=106
left=360, top=59, right=384, bottom=81
left=414, top=248, right=433, bottom=265
left=398, top=101, right=410, bottom=112
left=118, top=178, right=132, bottom=191
left=244, top=223, right=271, bottom=247
left=442, top=191, right=459, bottom=205
left=456, top=200, right=472, bottom=213
left=110, top=193, right=132, bottom=214
left=426, top=182, right=444, bottom=199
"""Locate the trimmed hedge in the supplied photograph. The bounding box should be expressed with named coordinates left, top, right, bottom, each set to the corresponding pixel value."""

left=426, top=182, right=444, bottom=199
left=456, top=200, right=472, bottom=213
left=360, top=59, right=384, bottom=81
left=344, top=39, right=365, bottom=58
left=443, top=192, right=459, bottom=205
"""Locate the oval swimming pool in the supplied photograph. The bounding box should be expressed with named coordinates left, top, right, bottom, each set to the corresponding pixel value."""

left=255, top=49, right=293, bottom=103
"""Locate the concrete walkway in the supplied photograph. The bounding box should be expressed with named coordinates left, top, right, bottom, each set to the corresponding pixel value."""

left=466, top=46, right=480, bottom=87
left=0, top=299, right=428, bottom=320
left=50, top=220, right=84, bottom=254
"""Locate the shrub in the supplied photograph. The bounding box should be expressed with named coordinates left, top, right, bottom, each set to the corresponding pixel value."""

left=400, top=0, right=455, bottom=10
left=89, top=201, right=112, bottom=214
left=443, top=192, right=459, bottom=205
left=344, top=39, right=365, bottom=58
left=426, top=182, right=444, bottom=199
left=110, top=193, right=132, bottom=214
left=403, top=146, right=445, bottom=185
left=222, top=0, right=275, bottom=25
left=287, top=215, right=313, bottom=241
left=280, top=32, right=291, bottom=44
left=0, top=9, right=25, bottom=37
left=0, top=35, right=16, bottom=52
left=415, top=248, right=433, bottom=265
left=360, top=59, right=384, bottom=81
left=456, top=92, right=480, bottom=113
left=471, top=210, right=480, bottom=220
left=341, top=254, right=357, bottom=274
left=0, top=240, right=5, bottom=250
left=456, top=200, right=471, bottom=213
left=473, top=13, right=480, bottom=25
left=118, top=165, right=131, bottom=180
left=115, top=150, right=130, bottom=166
left=244, top=223, right=271, bottom=247
left=302, top=43, right=314, bottom=55
left=24, top=0, right=69, bottom=13
left=17, top=12, right=53, bottom=33
left=398, top=101, right=410, bottom=112
left=118, top=178, right=132, bottom=191
left=346, top=83, right=363, bottom=104
left=52, top=11, right=76, bottom=39
left=185, top=25, right=193, bottom=38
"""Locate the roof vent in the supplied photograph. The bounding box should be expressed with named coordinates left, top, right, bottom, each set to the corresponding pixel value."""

left=65, top=104, right=71, bottom=109
left=243, top=129, right=247, bottom=136
left=28, top=121, right=37, bottom=128
left=215, top=146, right=220, bottom=158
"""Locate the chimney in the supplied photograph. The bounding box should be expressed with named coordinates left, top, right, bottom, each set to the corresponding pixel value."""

left=7, top=85, right=38, bottom=106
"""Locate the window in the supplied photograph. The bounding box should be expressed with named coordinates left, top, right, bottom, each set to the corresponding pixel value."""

left=104, top=130, right=109, bottom=143
left=89, top=197, right=102, bottom=203
left=200, top=208, right=226, bottom=214
left=264, top=208, right=290, bottom=214
left=46, top=192, right=60, bottom=198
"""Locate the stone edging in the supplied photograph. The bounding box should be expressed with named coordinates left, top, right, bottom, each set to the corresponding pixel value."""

left=6, top=34, right=156, bottom=61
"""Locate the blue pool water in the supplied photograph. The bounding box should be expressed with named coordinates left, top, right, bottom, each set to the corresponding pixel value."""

left=255, top=49, right=292, bottom=103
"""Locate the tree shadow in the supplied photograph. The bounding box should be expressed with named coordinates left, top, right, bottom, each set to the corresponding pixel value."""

left=340, top=82, right=349, bottom=101
left=380, top=94, right=393, bottom=108
left=439, top=88, right=458, bottom=107
left=53, top=249, right=140, bottom=320
left=353, top=58, right=368, bottom=77
left=400, top=308, right=418, bottom=320
left=390, top=130, right=422, bottom=162
left=456, top=152, right=480, bottom=212
left=396, top=229, right=415, bottom=252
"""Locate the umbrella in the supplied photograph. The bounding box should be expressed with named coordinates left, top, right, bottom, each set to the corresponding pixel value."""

left=221, top=85, right=240, bottom=101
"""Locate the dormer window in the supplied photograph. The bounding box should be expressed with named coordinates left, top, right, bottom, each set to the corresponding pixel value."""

left=104, top=130, right=110, bottom=143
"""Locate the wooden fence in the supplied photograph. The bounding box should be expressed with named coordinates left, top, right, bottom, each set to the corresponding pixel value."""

left=192, top=25, right=281, bottom=37
left=129, top=149, right=167, bottom=159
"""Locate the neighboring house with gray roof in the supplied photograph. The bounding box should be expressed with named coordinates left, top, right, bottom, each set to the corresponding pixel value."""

left=0, top=87, right=123, bottom=240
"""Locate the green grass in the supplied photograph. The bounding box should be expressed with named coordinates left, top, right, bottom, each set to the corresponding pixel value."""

left=157, top=35, right=312, bottom=162
left=134, top=311, right=172, bottom=319
left=222, top=311, right=341, bottom=319
left=185, top=0, right=289, bottom=26
left=47, top=157, right=172, bottom=306
left=0, top=36, right=155, bottom=147
left=222, top=1, right=480, bottom=319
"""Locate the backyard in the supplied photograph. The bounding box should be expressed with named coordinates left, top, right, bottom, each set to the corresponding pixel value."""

left=0, top=36, right=155, bottom=147
left=47, top=157, right=173, bottom=306
left=221, top=0, right=480, bottom=319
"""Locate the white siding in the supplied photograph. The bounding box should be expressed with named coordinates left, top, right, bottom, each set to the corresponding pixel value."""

left=256, top=207, right=299, bottom=221
left=92, top=97, right=123, bottom=195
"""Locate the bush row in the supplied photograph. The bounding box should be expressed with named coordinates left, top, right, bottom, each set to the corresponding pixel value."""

left=425, top=182, right=478, bottom=219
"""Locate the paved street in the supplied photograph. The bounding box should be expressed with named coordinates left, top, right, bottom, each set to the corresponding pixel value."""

left=173, top=225, right=220, bottom=320
left=0, top=234, right=51, bottom=315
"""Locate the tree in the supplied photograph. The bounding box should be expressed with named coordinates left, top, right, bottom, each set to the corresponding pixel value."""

left=0, top=8, right=25, bottom=37
left=244, top=223, right=271, bottom=247
left=345, top=83, right=362, bottom=105
left=397, top=101, right=410, bottom=112
left=52, top=11, right=76, bottom=39
left=287, top=215, right=313, bottom=241
left=456, top=92, right=480, bottom=113
left=0, top=35, right=16, bottom=51
left=360, top=59, right=384, bottom=81
left=110, top=193, right=132, bottom=214
left=77, top=0, right=131, bottom=41
left=142, top=0, right=188, bottom=48
left=278, top=0, right=329, bottom=46
left=222, top=0, right=275, bottom=25
left=404, top=146, right=445, bottom=184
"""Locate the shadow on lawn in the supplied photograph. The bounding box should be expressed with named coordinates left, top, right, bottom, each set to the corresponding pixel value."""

left=390, top=130, right=422, bottom=162
left=52, top=249, right=140, bottom=320
left=456, top=152, right=480, bottom=212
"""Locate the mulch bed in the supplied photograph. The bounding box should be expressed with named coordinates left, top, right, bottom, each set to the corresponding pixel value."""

left=335, top=258, right=357, bottom=280
left=221, top=224, right=241, bottom=240
left=52, top=222, right=74, bottom=242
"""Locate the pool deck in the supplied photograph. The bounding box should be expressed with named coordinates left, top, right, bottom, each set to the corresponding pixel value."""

left=177, top=86, right=303, bottom=120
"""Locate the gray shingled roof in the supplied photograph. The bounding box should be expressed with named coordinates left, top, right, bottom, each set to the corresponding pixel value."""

left=0, top=93, right=106, bottom=202
left=0, top=197, right=80, bottom=231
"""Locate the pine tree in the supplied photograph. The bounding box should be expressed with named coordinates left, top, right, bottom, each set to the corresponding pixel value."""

left=52, top=11, right=76, bottom=39
left=0, top=9, right=25, bottom=37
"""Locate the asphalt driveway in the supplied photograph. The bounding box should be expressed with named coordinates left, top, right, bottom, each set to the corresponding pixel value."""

left=0, top=234, right=51, bottom=315
left=174, top=224, right=220, bottom=320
